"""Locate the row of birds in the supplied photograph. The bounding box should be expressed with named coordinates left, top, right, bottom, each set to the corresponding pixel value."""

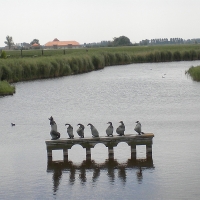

left=49, top=116, right=143, bottom=139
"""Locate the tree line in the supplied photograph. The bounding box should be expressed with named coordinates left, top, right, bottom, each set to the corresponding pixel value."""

left=3, top=36, right=40, bottom=50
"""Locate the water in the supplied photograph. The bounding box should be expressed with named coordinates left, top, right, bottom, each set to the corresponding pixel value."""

left=0, top=61, right=200, bottom=200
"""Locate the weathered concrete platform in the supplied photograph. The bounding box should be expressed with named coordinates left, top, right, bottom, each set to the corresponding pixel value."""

left=45, top=133, right=154, bottom=162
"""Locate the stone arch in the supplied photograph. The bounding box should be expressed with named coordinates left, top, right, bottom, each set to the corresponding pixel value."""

left=92, top=143, right=108, bottom=162
left=69, top=144, right=85, bottom=162
left=93, top=142, right=106, bottom=148
left=116, top=141, right=129, bottom=146
left=114, top=142, right=130, bottom=161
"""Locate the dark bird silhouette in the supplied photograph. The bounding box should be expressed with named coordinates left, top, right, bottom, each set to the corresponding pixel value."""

left=106, top=122, right=113, bottom=137
left=77, top=123, right=85, bottom=138
left=49, top=116, right=60, bottom=140
left=11, top=123, right=15, bottom=126
left=116, top=121, right=125, bottom=136
left=134, top=121, right=144, bottom=135
left=65, top=123, right=74, bottom=139
left=87, top=123, right=99, bottom=137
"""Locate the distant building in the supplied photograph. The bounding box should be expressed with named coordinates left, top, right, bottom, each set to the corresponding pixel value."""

left=44, top=38, right=80, bottom=49
left=31, top=43, right=40, bottom=49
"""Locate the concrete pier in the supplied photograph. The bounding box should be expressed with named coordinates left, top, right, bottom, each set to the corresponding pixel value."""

left=45, top=133, right=154, bottom=162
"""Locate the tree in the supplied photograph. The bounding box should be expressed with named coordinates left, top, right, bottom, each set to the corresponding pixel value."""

left=30, top=39, right=40, bottom=45
left=112, top=36, right=131, bottom=46
left=4, top=35, right=14, bottom=49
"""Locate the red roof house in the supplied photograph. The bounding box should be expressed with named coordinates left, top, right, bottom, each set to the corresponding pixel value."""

left=45, top=38, right=80, bottom=49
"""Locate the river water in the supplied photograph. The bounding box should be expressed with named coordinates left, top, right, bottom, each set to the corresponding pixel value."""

left=0, top=61, right=200, bottom=200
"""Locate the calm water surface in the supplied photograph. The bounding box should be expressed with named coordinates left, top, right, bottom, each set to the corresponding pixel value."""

left=0, top=61, right=200, bottom=200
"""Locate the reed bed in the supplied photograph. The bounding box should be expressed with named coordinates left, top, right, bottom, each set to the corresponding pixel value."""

left=185, top=66, right=200, bottom=81
left=1, top=44, right=200, bottom=95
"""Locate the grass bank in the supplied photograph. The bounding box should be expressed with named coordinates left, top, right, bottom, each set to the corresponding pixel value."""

left=0, top=81, right=15, bottom=96
left=185, top=66, right=200, bottom=81
left=1, top=44, right=200, bottom=95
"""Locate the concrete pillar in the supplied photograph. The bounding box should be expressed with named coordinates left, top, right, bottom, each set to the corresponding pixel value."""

left=63, top=149, right=68, bottom=162
left=86, top=147, right=91, bottom=161
left=47, top=149, right=52, bottom=162
left=108, top=146, right=114, bottom=160
left=131, top=145, right=136, bottom=160
left=146, top=144, right=152, bottom=159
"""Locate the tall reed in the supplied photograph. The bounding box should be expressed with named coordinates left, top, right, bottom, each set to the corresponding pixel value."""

left=185, top=66, right=200, bottom=81
left=1, top=45, right=200, bottom=86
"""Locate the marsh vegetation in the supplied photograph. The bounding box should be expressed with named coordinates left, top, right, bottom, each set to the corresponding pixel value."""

left=1, top=44, right=200, bottom=95
left=0, top=81, right=15, bottom=95
left=185, top=65, right=200, bottom=81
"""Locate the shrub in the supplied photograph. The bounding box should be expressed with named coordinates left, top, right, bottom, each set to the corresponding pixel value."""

left=0, top=65, right=12, bottom=81
left=1, top=51, right=7, bottom=59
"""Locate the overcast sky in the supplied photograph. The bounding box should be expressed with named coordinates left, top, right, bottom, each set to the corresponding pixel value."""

left=0, top=0, right=200, bottom=46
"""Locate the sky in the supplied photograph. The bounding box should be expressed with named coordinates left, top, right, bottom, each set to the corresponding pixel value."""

left=0, top=0, right=200, bottom=46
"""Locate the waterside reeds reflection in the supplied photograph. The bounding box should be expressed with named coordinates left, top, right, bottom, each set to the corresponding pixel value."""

left=47, top=158, right=154, bottom=194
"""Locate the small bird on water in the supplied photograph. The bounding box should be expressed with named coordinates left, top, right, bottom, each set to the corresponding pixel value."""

left=11, top=123, right=15, bottom=126
left=106, top=122, right=113, bottom=137
left=77, top=123, right=85, bottom=138
left=116, top=121, right=125, bottom=136
left=134, top=121, right=144, bottom=135
left=87, top=123, right=99, bottom=137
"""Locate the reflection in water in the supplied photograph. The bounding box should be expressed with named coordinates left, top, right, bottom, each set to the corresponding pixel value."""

left=118, top=167, right=126, bottom=185
left=69, top=167, right=76, bottom=185
left=136, top=167, right=143, bottom=184
left=79, top=168, right=87, bottom=184
left=49, top=162, right=63, bottom=195
left=47, top=158, right=154, bottom=195
left=92, top=167, right=100, bottom=183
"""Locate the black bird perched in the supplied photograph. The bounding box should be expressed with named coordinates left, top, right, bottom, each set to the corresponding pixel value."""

left=11, top=123, right=15, bottom=126
left=65, top=123, right=74, bottom=139
left=87, top=123, right=99, bottom=137
left=134, top=121, right=144, bottom=135
left=77, top=123, right=85, bottom=138
left=106, top=122, right=113, bottom=137
left=48, top=116, right=60, bottom=140
left=116, top=121, right=125, bottom=136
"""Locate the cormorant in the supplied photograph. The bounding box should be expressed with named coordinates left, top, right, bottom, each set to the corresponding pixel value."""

left=77, top=123, right=85, bottom=138
left=49, top=116, right=60, bottom=140
left=106, top=122, right=113, bottom=137
left=116, top=121, right=125, bottom=136
left=65, top=123, right=74, bottom=139
left=87, top=123, right=99, bottom=137
left=134, top=121, right=143, bottom=135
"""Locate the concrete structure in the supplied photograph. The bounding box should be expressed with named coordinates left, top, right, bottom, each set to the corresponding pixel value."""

left=44, top=38, right=80, bottom=49
left=45, top=133, right=154, bottom=162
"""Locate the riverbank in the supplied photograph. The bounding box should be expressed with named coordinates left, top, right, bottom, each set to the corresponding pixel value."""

left=0, top=81, right=15, bottom=96
left=1, top=45, right=200, bottom=96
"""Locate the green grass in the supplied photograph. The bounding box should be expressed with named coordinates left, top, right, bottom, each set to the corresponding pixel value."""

left=185, top=66, right=200, bottom=81
left=0, top=80, right=15, bottom=96
left=3, top=44, right=200, bottom=58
